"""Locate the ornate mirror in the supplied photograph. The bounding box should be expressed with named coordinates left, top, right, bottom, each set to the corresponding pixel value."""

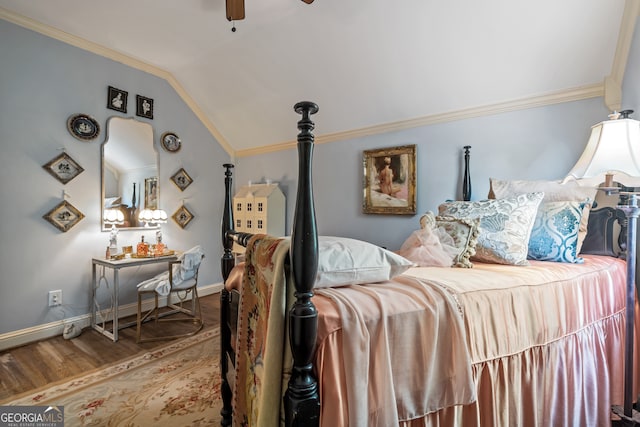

left=101, top=117, right=158, bottom=231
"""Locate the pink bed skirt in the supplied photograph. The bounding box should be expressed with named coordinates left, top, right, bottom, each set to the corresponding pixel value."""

left=313, top=256, right=640, bottom=427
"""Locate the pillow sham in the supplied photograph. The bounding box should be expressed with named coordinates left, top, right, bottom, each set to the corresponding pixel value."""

left=438, top=192, right=543, bottom=265
left=315, top=236, right=414, bottom=288
left=433, top=215, right=479, bottom=268
left=527, top=201, right=585, bottom=263
left=488, top=178, right=597, bottom=253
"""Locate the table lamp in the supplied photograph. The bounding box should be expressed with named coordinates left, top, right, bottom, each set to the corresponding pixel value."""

left=139, top=209, right=168, bottom=254
left=104, top=208, right=125, bottom=255
left=566, top=110, right=640, bottom=422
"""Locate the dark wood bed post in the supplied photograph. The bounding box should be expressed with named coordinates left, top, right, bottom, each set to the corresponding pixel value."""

left=285, top=101, right=321, bottom=427
left=220, top=163, right=235, bottom=427
left=463, top=145, right=471, bottom=201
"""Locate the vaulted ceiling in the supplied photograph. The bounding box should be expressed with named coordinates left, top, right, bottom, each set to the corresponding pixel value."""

left=1, top=1, right=638, bottom=156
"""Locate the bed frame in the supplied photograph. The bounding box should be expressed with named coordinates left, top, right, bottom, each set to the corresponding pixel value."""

left=220, top=101, right=321, bottom=427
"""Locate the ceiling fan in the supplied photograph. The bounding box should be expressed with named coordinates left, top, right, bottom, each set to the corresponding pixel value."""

left=226, top=0, right=314, bottom=23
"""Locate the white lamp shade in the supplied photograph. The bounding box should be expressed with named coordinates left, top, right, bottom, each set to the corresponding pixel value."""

left=567, top=118, right=640, bottom=180
left=104, top=209, right=125, bottom=224
left=139, top=209, right=168, bottom=224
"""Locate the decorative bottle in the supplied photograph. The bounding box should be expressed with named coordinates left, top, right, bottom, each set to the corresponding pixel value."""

left=137, top=235, right=149, bottom=257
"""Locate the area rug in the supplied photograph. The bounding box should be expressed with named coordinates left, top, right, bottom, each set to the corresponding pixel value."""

left=2, top=328, right=222, bottom=426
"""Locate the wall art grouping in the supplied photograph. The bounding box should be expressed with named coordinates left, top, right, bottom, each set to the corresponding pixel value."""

left=107, top=85, right=154, bottom=120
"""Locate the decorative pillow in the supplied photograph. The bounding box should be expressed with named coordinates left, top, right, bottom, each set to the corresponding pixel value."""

left=433, top=215, right=479, bottom=268
left=315, top=236, right=414, bottom=288
left=489, top=178, right=597, bottom=253
left=527, top=201, right=585, bottom=263
left=438, top=192, right=544, bottom=265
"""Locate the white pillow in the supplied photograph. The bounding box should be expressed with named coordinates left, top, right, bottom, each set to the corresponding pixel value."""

left=314, top=236, right=414, bottom=288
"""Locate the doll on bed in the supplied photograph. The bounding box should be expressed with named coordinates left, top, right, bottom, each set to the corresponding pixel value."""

left=396, top=211, right=460, bottom=267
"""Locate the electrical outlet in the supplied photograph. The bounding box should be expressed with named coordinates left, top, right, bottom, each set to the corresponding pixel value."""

left=48, top=290, right=62, bottom=307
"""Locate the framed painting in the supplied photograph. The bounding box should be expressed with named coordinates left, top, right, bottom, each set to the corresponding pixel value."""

left=170, top=167, right=193, bottom=191
left=107, top=86, right=127, bottom=113
left=42, top=152, right=84, bottom=184
left=362, top=144, right=416, bottom=215
left=136, top=95, right=154, bottom=119
left=43, top=200, right=85, bottom=232
left=173, top=205, right=194, bottom=229
left=144, top=177, right=158, bottom=209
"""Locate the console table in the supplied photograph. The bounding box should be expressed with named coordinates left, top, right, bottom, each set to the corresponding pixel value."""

left=91, top=254, right=178, bottom=341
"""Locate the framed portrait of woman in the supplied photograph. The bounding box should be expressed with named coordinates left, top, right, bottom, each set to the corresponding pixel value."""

left=362, top=144, right=416, bottom=215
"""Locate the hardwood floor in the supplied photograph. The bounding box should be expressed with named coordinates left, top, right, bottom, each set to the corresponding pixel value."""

left=0, top=292, right=220, bottom=402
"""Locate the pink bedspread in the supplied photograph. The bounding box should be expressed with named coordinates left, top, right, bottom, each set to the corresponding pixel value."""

left=313, top=255, right=637, bottom=427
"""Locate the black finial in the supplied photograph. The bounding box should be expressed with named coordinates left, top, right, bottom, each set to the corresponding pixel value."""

left=620, top=110, right=634, bottom=119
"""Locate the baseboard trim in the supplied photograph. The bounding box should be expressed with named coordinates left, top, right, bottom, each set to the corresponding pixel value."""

left=0, top=283, right=223, bottom=351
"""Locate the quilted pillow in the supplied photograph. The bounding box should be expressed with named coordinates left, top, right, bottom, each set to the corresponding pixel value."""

left=438, top=192, right=544, bottom=265
left=489, top=178, right=596, bottom=253
left=527, top=201, right=585, bottom=263
left=315, top=236, right=414, bottom=288
left=433, top=215, right=479, bottom=268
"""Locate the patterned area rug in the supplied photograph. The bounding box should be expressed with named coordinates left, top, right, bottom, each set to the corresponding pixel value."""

left=3, top=328, right=222, bottom=426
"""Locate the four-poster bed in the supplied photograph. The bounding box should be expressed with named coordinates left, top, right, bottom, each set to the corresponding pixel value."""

left=220, top=101, right=640, bottom=427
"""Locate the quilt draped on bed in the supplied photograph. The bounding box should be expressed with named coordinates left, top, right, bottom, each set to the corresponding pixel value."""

left=233, top=235, right=293, bottom=427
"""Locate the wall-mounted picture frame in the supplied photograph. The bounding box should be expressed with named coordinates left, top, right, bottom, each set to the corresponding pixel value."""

left=161, top=132, right=181, bottom=153
left=43, top=152, right=85, bottom=184
left=43, top=200, right=85, bottom=232
left=170, top=168, right=193, bottom=191
left=107, top=86, right=127, bottom=113
left=136, top=95, right=154, bottom=119
left=362, top=144, right=417, bottom=215
left=144, top=177, right=158, bottom=209
left=173, top=205, right=194, bottom=229
left=67, top=113, right=100, bottom=141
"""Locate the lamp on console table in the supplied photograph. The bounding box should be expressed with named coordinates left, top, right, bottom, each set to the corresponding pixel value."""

left=567, top=110, right=640, bottom=425
left=138, top=209, right=169, bottom=254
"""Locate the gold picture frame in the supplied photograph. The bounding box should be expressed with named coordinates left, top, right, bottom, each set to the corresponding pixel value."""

left=362, top=144, right=416, bottom=215
left=172, top=205, right=194, bottom=229
left=144, top=177, right=158, bottom=209
left=43, top=200, right=85, bottom=232
left=42, top=152, right=84, bottom=184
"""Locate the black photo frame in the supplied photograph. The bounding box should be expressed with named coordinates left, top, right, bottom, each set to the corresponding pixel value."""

left=136, top=95, right=154, bottom=119
left=107, top=86, right=128, bottom=113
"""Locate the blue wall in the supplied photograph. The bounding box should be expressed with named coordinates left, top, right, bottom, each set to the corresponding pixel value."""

left=0, top=20, right=230, bottom=335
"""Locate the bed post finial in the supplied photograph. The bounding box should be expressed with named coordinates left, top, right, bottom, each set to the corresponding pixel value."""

left=220, top=163, right=234, bottom=427
left=463, top=146, right=472, bottom=201
left=286, top=101, right=320, bottom=427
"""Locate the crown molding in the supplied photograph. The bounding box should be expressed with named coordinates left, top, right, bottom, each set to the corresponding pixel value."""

left=235, top=83, right=604, bottom=157
left=0, top=7, right=235, bottom=157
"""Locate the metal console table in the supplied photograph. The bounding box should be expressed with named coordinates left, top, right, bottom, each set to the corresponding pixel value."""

left=91, top=254, right=178, bottom=342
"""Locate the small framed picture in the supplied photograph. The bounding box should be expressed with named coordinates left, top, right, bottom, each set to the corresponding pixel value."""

left=43, top=200, right=85, bottom=232
left=136, top=95, right=154, bottom=119
left=170, top=168, right=193, bottom=191
left=144, top=177, right=158, bottom=209
left=161, top=132, right=182, bottom=153
left=362, top=144, right=417, bottom=215
left=107, top=86, right=127, bottom=113
left=173, top=205, right=194, bottom=229
left=43, top=152, right=85, bottom=184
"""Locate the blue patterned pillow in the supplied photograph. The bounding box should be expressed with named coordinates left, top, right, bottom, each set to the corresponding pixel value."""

left=528, top=201, right=585, bottom=263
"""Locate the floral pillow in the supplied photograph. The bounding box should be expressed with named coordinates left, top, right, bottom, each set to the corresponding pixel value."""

left=438, top=192, right=544, bottom=265
left=527, top=201, right=585, bottom=263
left=489, top=178, right=596, bottom=253
left=433, top=215, right=479, bottom=268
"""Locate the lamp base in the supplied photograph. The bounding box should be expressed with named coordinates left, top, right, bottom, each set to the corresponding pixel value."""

left=612, top=405, right=640, bottom=426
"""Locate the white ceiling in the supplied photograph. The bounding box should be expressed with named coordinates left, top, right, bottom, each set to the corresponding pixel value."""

left=0, top=1, right=636, bottom=156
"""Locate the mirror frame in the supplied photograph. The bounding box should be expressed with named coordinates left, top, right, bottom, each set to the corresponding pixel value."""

left=101, top=116, right=159, bottom=232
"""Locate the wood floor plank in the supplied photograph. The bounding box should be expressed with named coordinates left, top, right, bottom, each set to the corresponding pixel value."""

left=0, top=293, right=220, bottom=401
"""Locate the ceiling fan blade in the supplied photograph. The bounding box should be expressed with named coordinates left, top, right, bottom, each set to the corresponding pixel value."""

left=226, top=0, right=245, bottom=21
